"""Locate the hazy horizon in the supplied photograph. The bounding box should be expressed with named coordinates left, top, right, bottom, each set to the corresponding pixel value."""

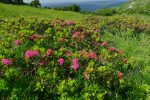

left=24, top=0, right=127, bottom=3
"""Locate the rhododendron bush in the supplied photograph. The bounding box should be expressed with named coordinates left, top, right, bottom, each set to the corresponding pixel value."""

left=0, top=17, right=146, bottom=99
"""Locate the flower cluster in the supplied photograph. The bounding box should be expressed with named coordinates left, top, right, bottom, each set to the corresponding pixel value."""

left=25, top=50, right=39, bottom=59
left=0, top=17, right=130, bottom=99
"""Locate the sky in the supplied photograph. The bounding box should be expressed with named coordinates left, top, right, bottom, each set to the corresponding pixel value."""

left=24, top=0, right=126, bottom=3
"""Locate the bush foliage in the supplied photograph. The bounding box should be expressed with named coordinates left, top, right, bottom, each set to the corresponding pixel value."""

left=0, top=16, right=149, bottom=99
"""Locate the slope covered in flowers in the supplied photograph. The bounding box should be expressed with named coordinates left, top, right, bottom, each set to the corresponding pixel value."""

left=0, top=17, right=149, bottom=99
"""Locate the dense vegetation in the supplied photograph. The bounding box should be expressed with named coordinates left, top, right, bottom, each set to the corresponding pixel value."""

left=0, top=0, right=41, bottom=7
left=0, top=16, right=149, bottom=100
left=0, top=0, right=24, bottom=5
left=0, top=0, right=150, bottom=99
left=52, top=4, right=81, bottom=12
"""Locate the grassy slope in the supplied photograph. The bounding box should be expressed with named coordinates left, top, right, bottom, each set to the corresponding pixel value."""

left=0, top=3, right=86, bottom=21
left=121, top=0, right=150, bottom=8
left=116, top=0, right=150, bottom=22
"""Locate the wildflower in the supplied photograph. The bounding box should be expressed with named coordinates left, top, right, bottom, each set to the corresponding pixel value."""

left=109, top=46, right=115, bottom=52
left=101, top=41, right=107, bottom=47
left=83, top=68, right=93, bottom=79
left=72, top=32, right=79, bottom=38
left=72, top=58, right=78, bottom=64
left=72, top=63, right=80, bottom=71
left=50, top=22, right=55, bottom=27
left=84, top=73, right=89, bottom=79
left=67, top=20, right=76, bottom=25
left=78, top=50, right=83, bottom=56
left=78, top=35, right=85, bottom=41
left=1, top=58, right=12, bottom=65
left=37, top=34, right=42, bottom=39
left=123, top=58, right=127, bottom=63
left=90, top=52, right=97, bottom=59
left=94, top=29, right=100, bottom=33
left=94, top=40, right=99, bottom=46
left=60, top=38, right=66, bottom=43
left=25, top=50, right=39, bottom=59
left=29, top=35, right=35, bottom=40
left=118, top=50, right=123, bottom=55
left=46, top=49, right=53, bottom=56
left=39, top=61, right=49, bottom=65
left=66, top=50, right=72, bottom=57
left=72, top=58, right=80, bottom=71
left=15, top=40, right=21, bottom=45
left=84, top=51, right=89, bottom=58
left=60, top=22, right=66, bottom=27
left=118, top=71, right=123, bottom=79
left=58, top=58, right=65, bottom=66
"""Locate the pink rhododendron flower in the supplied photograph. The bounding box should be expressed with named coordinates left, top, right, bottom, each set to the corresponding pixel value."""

left=93, top=40, right=99, bottom=46
left=109, top=46, right=116, bottom=52
left=67, top=20, right=76, bottom=25
left=90, top=52, right=97, bottom=59
left=58, top=58, right=65, bottom=66
left=84, top=73, right=89, bottom=79
left=60, top=38, right=66, bottom=43
left=15, top=40, right=21, bottom=45
left=45, top=49, right=53, bottom=56
left=43, top=49, right=53, bottom=57
left=118, top=50, right=123, bottom=55
left=60, top=22, right=66, bottom=27
left=72, top=63, right=80, bottom=71
left=94, top=29, right=100, bottom=33
left=123, top=58, right=127, bottom=63
left=1, top=58, right=12, bottom=65
left=50, top=22, right=54, bottom=27
left=83, top=68, right=93, bottom=79
left=84, top=51, right=89, bottom=58
left=29, top=35, right=35, bottom=40
left=118, top=71, right=123, bottom=79
left=25, top=50, right=39, bottom=59
left=72, top=32, right=79, bottom=38
left=101, top=41, right=107, bottom=47
left=37, top=34, right=42, bottom=39
left=66, top=50, right=72, bottom=57
left=72, top=58, right=80, bottom=71
left=72, top=58, right=78, bottom=64
left=39, top=61, right=49, bottom=65
left=78, top=50, right=83, bottom=56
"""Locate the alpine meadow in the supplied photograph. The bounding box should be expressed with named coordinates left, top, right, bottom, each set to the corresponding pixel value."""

left=0, top=0, right=150, bottom=99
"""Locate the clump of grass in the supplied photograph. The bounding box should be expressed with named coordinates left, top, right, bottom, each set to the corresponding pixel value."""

left=103, top=30, right=150, bottom=98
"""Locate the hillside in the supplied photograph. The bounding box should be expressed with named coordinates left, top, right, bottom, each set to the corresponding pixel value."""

left=120, top=0, right=150, bottom=9
left=0, top=3, right=85, bottom=21
left=121, top=0, right=150, bottom=22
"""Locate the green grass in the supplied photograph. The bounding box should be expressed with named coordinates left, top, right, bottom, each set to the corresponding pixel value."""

left=129, top=14, right=150, bottom=22
left=119, top=0, right=150, bottom=9
left=113, top=0, right=150, bottom=22
left=103, top=31, right=150, bottom=98
left=0, top=3, right=86, bottom=21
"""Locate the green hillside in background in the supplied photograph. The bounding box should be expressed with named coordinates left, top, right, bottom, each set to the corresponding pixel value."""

left=120, top=0, right=150, bottom=9
left=0, top=3, right=85, bottom=21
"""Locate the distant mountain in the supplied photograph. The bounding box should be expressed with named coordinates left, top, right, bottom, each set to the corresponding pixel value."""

left=42, top=0, right=128, bottom=11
